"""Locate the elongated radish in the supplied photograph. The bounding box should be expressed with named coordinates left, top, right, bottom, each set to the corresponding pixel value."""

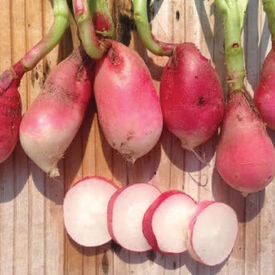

left=142, top=190, right=197, bottom=254
left=0, top=0, right=69, bottom=164
left=94, top=41, right=163, bottom=163
left=20, top=48, right=94, bottom=177
left=254, top=1, right=275, bottom=129
left=63, top=176, right=118, bottom=247
left=187, top=201, right=238, bottom=266
left=215, top=0, right=275, bottom=194
left=133, top=0, right=224, bottom=151
left=108, top=183, right=161, bottom=252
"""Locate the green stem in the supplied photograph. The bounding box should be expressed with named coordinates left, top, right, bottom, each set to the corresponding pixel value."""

left=132, top=0, right=176, bottom=56
left=20, top=0, right=69, bottom=71
left=73, top=0, right=109, bottom=60
left=262, top=0, right=275, bottom=45
left=90, top=0, right=115, bottom=38
left=215, top=0, right=249, bottom=93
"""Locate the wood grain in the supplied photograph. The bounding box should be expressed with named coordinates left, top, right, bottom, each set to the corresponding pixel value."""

left=0, top=0, right=274, bottom=274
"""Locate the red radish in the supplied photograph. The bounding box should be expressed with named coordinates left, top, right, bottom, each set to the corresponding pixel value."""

left=254, top=1, right=275, bottom=130
left=187, top=201, right=238, bottom=266
left=20, top=48, right=94, bottom=177
left=108, top=183, right=161, bottom=252
left=160, top=43, right=224, bottom=150
left=94, top=41, right=163, bottom=163
left=63, top=176, right=118, bottom=247
left=255, top=49, right=275, bottom=129
left=0, top=69, right=22, bottom=163
left=142, top=190, right=197, bottom=254
left=216, top=92, right=275, bottom=194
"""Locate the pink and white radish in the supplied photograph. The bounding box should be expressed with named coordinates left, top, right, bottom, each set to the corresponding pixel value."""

left=107, top=183, right=161, bottom=252
left=216, top=93, right=275, bottom=194
left=142, top=190, right=197, bottom=254
left=0, top=0, right=69, bottom=164
left=63, top=176, right=118, bottom=247
left=187, top=201, right=238, bottom=266
left=94, top=41, right=163, bottom=163
left=20, top=48, right=94, bottom=177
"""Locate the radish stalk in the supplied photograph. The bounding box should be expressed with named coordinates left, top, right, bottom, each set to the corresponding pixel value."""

left=132, top=0, right=177, bottom=56
left=215, top=0, right=275, bottom=194
left=90, top=0, right=115, bottom=39
left=73, top=0, right=110, bottom=59
left=0, top=0, right=69, bottom=164
left=254, top=1, right=275, bottom=129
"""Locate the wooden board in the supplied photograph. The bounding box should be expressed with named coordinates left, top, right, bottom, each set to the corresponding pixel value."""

left=0, top=0, right=275, bottom=274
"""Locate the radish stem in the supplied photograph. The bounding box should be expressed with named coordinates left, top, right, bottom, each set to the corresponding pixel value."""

left=91, top=0, right=115, bottom=38
left=73, top=0, right=110, bottom=59
left=132, top=0, right=176, bottom=56
left=215, top=0, right=249, bottom=93
left=14, top=0, right=69, bottom=75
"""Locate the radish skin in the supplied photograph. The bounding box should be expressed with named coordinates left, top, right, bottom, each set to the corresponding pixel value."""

left=94, top=41, right=163, bottom=163
left=20, top=48, right=94, bottom=177
left=142, top=190, right=197, bottom=254
left=108, top=183, right=161, bottom=252
left=187, top=201, right=238, bottom=266
left=160, top=43, right=224, bottom=150
left=216, top=93, right=275, bottom=194
left=63, top=176, right=118, bottom=247
left=0, top=71, right=22, bottom=163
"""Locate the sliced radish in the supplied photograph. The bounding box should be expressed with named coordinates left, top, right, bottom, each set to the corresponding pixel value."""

left=63, top=176, right=118, bottom=247
left=187, top=201, right=238, bottom=266
left=108, top=183, right=161, bottom=252
left=143, top=190, right=197, bottom=254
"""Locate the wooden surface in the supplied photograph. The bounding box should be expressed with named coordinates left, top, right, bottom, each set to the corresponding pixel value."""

left=0, top=0, right=274, bottom=274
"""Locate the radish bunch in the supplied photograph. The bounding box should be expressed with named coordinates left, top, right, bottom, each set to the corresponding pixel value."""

left=63, top=177, right=238, bottom=266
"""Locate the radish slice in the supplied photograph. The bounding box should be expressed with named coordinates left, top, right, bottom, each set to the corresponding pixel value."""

left=143, top=190, right=197, bottom=254
left=63, top=176, right=118, bottom=247
left=108, top=183, right=161, bottom=252
left=187, top=201, right=238, bottom=266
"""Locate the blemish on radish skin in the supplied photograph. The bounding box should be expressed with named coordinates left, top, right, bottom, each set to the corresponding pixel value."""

left=198, top=96, right=206, bottom=106
left=176, top=11, right=180, bottom=21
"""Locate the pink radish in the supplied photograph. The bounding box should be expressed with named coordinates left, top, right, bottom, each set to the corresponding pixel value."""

left=142, top=190, right=197, bottom=254
left=20, top=48, right=94, bottom=177
left=216, top=93, right=275, bottom=194
left=63, top=176, right=118, bottom=247
left=187, top=201, right=238, bottom=266
left=255, top=49, right=275, bottom=129
left=160, top=43, right=224, bottom=150
left=107, top=183, right=161, bottom=252
left=254, top=1, right=275, bottom=129
left=94, top=41, right=163, bottom=163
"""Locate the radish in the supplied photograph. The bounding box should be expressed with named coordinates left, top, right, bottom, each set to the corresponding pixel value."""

left=187, top=201, right=238, bottom=266
left=133, top=0, right=224, bottom=151
left=0, top=0, right=69, bottom=164
left=142, top=190, right=197, bottom=254
left=215, top=0, right=275, bottom=194
left=254, top=1, right=275, bottom=129
left=94, top=41, right=163, bottom=163
left=107, top=183, right=161, bottom=252
left=20, top=48, right=94, bottom=177
left=63, top=176, right=118, bottom=247
left=160, top=43, right=224, bottom=150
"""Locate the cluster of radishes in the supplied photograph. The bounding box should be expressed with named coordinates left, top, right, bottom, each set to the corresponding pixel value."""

left=63, top=177, right=238, bottom=267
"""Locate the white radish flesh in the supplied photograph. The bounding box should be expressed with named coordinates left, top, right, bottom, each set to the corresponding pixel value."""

left=108, top=183, right=161, bottom=252
left=187, top=201, right=238, bottom=266
left=63, top=176, right=118, bottom=247
left=143, top=190, right=197, bottom=254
